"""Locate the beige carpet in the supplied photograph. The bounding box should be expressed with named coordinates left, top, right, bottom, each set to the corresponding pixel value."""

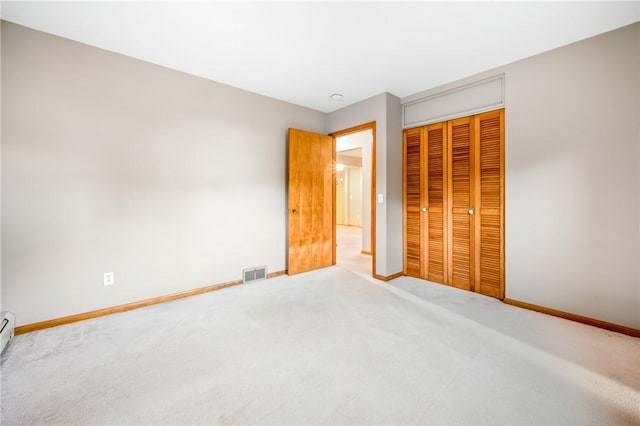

left=336, top=225, right=371, bottom=277
left=1, top=265, right=639, bottom=425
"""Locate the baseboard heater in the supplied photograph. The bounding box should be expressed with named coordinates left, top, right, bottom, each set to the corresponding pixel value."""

left=1, top=312, right=16, bottom=354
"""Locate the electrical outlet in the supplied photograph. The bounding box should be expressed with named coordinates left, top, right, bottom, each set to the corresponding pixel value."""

left=104, top=272, right=114, bottom=286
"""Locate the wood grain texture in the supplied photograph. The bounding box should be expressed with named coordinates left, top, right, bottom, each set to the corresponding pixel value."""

left=425, top=123, right=447, bottom=284
left=370, top=123, right=377, bottom=278
left=288, top=128, right=335, bottom=275
left=332, top=136, right=337, bottom=265
left=403, top=109, right=505, bottom=301
left=403, top=127, right=423, bottom=278
left=447, top=117, right=474, bottom=291
left=474, top=109, right=505, bottom=299
left=503, top=298, right=640, bottom=338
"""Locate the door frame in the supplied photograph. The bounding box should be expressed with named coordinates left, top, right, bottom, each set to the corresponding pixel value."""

left=330, top=121, right=377, bottom=277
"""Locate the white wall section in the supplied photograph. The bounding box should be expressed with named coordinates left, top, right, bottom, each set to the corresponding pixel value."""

left=327, top=93, right=403, bottom=278
left=1, top=22, right=325, bottom=325
left=403, top=22, right=640, bottom=329
left=2, top=19, right=639, bottom=330
left=2, top=2, right=637, bottom=113
left=402, top=75, right=504, bottom=128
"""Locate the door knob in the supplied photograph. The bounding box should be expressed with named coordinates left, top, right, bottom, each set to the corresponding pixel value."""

left=291, top=209, right=297, bottom=214
left=422, top=207, right=428, bottom=213
left=469, top=208, right=475, bottom=215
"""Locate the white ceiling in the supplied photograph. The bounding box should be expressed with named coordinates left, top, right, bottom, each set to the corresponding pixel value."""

left=2, top=1, right=639, bottom=113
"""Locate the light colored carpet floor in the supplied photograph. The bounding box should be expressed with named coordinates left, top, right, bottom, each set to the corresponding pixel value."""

left=1, top=265, right=639, bottom=425
left=336, top=225, right=371, bottom=277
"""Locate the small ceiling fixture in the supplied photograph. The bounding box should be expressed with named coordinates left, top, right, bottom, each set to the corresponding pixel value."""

left=330, top=93, right=343, bottom=101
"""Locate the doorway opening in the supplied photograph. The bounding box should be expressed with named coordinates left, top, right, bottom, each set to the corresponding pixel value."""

left=333, top=125, right=374, bottom=277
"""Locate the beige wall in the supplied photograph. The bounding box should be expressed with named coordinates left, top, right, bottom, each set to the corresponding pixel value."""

left=336, top=154, right=362, bottom=168
left=336, top=170, right=346, bottom=225
left=403, top=23, right=640, bottom=328
left=327, top=93, right=403, bottom=277
left=1, top=22, right=325, bottom=325
left=3, top=19, right=639, bottom=330
left=505, top=22, right=639, bottom=329
left=335, top=167, right=362, bottom=227
left=347, top=167, right=363, bottom=227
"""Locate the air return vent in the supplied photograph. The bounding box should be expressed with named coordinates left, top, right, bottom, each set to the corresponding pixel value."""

left=243, top=266, right=267, bottom=283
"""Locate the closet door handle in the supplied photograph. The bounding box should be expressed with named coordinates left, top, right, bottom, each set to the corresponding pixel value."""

left=422, top=207, right=428, bottom=213
left=469, top=208, right=475, bottom=215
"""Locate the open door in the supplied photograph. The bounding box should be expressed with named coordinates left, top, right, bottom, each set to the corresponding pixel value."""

left=288, top=128, right=335, bottom=275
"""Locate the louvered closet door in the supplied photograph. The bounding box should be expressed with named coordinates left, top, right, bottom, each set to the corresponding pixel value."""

left=424, top=123, right=447, bottom=284
left=474, top=109, right=505, bottom=298
left=447, top=117, right=475, bottom=291
left=403, top=128, right=423, bottom=278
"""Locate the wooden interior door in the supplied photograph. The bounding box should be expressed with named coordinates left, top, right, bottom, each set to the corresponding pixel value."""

left=403, top=128, right=423, bottom=278
left=474, top=109, right=505, bottom=298
left=447, top=117, right=475, bottom=291
left=288, top=128, right=335, bottom=275
left=424, top=122, right=448, bottom=284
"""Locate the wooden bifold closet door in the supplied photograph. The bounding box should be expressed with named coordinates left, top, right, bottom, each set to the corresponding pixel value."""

left=403, top=109, right=504, bottom=299
left=473, top=110, right=505, bottom=298
left=403, top=127, right=423, bottom=278
left=402, top=123, right=447, bottom=283
left=448, top=116, right=474, bottom=291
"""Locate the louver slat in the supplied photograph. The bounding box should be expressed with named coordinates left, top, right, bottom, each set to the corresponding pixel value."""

left=426, top=124, right=447, bottom=284
left=404, top=128, right=423, bottom=278
left=403, top=108, right=504, bottom=300
left=475, top=110, right=504, bottom=298
left=448, top=118, right=473, bottom=290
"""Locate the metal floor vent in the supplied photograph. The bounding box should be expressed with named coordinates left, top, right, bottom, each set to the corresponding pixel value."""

left=243, top=266, right=267, bottom=283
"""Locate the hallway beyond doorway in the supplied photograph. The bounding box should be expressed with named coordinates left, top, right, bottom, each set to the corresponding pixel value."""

left=336, top=225, right=371, bottom=276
